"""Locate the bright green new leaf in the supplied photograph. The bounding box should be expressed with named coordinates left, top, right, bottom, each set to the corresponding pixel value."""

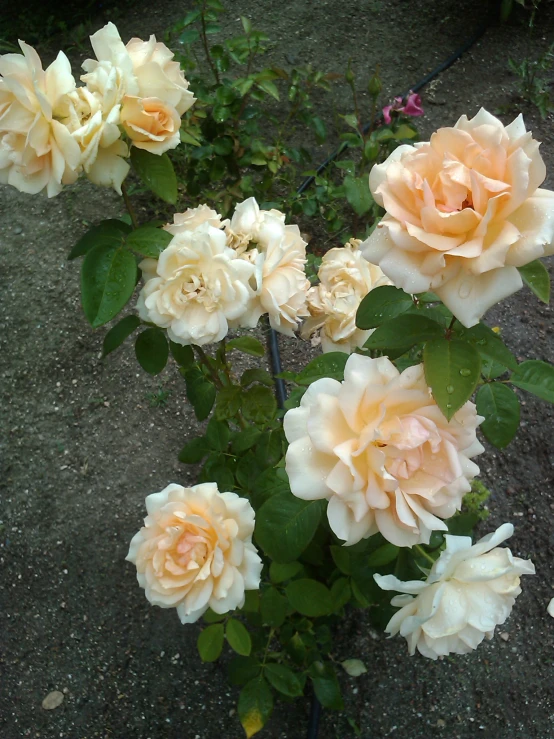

left=518, top=259, right=550, bottom=304
left=226, top=619, right=252, bottom=656
left=102, top=314, right=140, bottom=357
left=364, top=314, right=443, bottom=351
left=238, top=678, right=273, bottom=738
left=285, top=579, right=333, bottom=617
left=356, top=285, right=413, bottom=329
left=255, top=494, right=323, bottom=562
left=197, top=623, right=224, bottom=662
left=130, top=148, right=177, bottom=203
left=227, top=336, right=265, bottom=356
left=135, top=328, right=169, bottom=375
left=69, top=219, right=130, bottom=260
left=81, top=243, right=137, bottom=328
left=264, top=664, right=303, bottom=697
left=126, top=226, right=172, bottom=258
left=476, top=383, right=520, bottom=448
left=511, top=360, right=554, bottom=404
left=424, top=338, right=481, bottom=420
left=343, top=174, right=373, bottom=216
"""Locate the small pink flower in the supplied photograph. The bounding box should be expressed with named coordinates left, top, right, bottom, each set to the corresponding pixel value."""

left=403, top=92, right=424, bottom=117
left=382, top=96, right=403, bottom=124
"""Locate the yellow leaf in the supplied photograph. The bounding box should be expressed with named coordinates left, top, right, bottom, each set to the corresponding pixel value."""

left=241, top=709, right=263, bottom=738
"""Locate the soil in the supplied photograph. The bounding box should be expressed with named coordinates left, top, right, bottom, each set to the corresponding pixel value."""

left=2, top=1, right=554, bottom=738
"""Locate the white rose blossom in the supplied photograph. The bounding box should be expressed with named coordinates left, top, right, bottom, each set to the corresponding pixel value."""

left=361, top=109, right=554, bottom=327
left=164, top=204, right=229, bottom=236
left=375, top=523, right=535, bottom=659
left=137, top=222, right=257, bottom=346
left=0, top=42, right=80, bottom=196
left=301, top=240, right=391, bottom=353
left=284, top=353, right=484, bottom=547
left=127, top=483, right=262, bottom=624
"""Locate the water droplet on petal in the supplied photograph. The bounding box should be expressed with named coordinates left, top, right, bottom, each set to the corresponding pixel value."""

left=459, top=368, right=471, bottom=377
left=458, top=279, right=473, bottom=299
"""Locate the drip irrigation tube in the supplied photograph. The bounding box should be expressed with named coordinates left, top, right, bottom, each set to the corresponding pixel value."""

left=264, top=8, right=497, bottom=736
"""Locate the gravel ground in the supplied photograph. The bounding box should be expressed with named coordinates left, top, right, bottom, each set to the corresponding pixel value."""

left=2, top=1, right=554, bottom=737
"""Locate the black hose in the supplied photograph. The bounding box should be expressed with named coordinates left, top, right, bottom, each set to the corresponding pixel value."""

left=265, top=10, right=497, bottom=737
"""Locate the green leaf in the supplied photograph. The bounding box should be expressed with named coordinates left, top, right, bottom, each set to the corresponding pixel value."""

left=255, top=494, right=323, bottom=563
left=126, top=226, right=172, bottom=258
left=331, top=577, right=351, bottom=611
left=366, top=543, right=399, bottom=567
left=257, top=80, right=280, bottom=100
left=184, top=368, right=217, bottom=420
left=341, top=659, right=367, bottom=677
left=343, top=174, right=372, bottom=216
left=242, top=386, right=277, bottom=425
left=476, top=383, right=520, bottom=448
left=424, top=338, right=481, bottom=420
left=203, top=608, right=226, bottom=623
left=511, top=360, right=554, bottom=403
left=178, top=437, right=210, bottom=463
left=205, top=417, right=230, bottom=451
left=365, top=314, right=443, bottom=351
left=264, top=664, right=303, bottom=697
left=214, top=385, right=241, bottom=420
left=69, top=219, right=130, bottom=260
left=458, top=323, right=517, bottom=370
left=238, top=678, right=273, bottom=738
left=311, top=116, right=327, bottom=144
left=310, top=662, right=344, bottom=710
left=130, top=148, right=177, bottom=204
left=269, top=561, right=303, bottom=584
left=231, top=428, right=262, bottom=454
left=241, top=368, right=274, bottom=387
left=356, top=285, right=413, bottom=329
left=295, top=352, right=348, bottom=385
left=330, top=545, right=351, bottom=575
left=135, top=328, right=169, bottom=375
left=518, top=260, right=550, bottom=304
left=228, top=656, right=260, bottom=686
left=226, top=619, right=252, bottom=656
left=447, top=511, right=480, bottom=537
left=241, top=15, right=252, bottom=33
left=169, top=341, right=195, bottom=368
left=227, top=336, right=265, bottom=356
left=394, top=123, right=417, bottom=139
left=102, top=314, right=140, bottom=357
left=285, top=579, right=333, bottom=617
left=81, top=244, right=137, bottom=328
left=197, top=623, right=224, bottom=662
left=261, top=587, right=287, bottom=627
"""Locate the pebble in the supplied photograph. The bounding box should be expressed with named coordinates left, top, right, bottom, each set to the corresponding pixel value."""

left=500, top=632, right=510, bottom=642
left=42, top=690, right=64, bottom=710
left=13, top=226, right=22, bottom=234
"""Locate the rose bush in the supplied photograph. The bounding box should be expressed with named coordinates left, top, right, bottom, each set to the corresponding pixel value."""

left=127, top=482, right=262, bottom=624
left=284, top=353, right=484, bottom=546
left=375, top=523, right=535, bottom=658
left=362, top=108, right=554, bottom=327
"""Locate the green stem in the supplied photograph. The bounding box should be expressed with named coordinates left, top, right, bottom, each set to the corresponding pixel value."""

left=121, top=182, right=139, bottom=230
left=201, top=7, right=220, bottom=85
left=415, top=545, right=436, bottom=566
left=194, top=345, right=224, bottom=389
left=261, top=628, right=275, bottom=669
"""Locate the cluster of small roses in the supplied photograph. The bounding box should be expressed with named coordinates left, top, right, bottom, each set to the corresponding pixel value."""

left=137, top=198, right=310, bottom=345
left=0, top=22, right=194, bottom=197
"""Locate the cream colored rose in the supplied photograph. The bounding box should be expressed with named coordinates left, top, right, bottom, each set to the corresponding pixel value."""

left=137, top=223, right=257, bottom=346
left=0, top=43, right=80, bottom=196
left=362, top=109, right=554, bottom=327
left=63, top=85, right=129, bottom=194
left=301, top=240, right=391, bottom=353
left=375, top=523, right=535, bottom=659
left=164, top=204, right=229, bottom=236
left=126, top=483, right=263, bottom=624
left=121, top=96, right=181, bottom=154
left=226, top=198, right=310, bottom=336
left=284, top=354, right=484, bottom=547
left=125, top=35, right=195, bottom=115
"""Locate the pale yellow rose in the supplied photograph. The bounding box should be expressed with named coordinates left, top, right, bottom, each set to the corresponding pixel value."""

left=302, top=240, right=391, bottom=353
left=137, top=223, right=257, bottom=346
left=362, top=109, right=554, bottom=327
left=375, top=524, right=535, bottom=658
left=126, top=482, right=263, bottom=624
left=0, top=43, right=80, bottom=196
left=164, top=204, right=229, bottom=236
left=284, top=354, right=484, bottom=547
left=121, top=95, right=181, bottom=154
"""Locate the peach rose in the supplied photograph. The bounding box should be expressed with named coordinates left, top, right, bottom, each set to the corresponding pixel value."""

left=284, top=354, right=484, bottom=547
left=164, top=204, right=229, bottom=236
left=301, top=240, right=391, bottom=353
left=127, top=483, right=262, bottom=624
left=121, top=95, right=181, bottom=154
left=375, top=523, right=535, bottom=658
left=362, top=109, right=554, bottom=327
left=137, top=223, right=257, bottom=346
left=0, top=43, right=80, bottom=196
